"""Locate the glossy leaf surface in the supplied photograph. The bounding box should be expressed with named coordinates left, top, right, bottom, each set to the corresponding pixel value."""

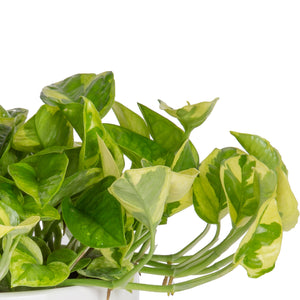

left=80, top=98, right=124, bottom=172
left=8, top=152, right=69, bottom=207
left=62, top=176, right=126, bottom=248
left=40, top=72, right=115, bottom=118
left=10, top=236, right=69, bottom=287
left=104, top=124, right=166, bottom=167
left=12, top=105, right=73, bottom=153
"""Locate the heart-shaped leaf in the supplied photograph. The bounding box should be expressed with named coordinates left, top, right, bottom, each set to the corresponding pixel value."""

left=108, top=166, right=171, bottom=232
left=8, top=152, right=68, bottom=207
left=10, top=236, right=69, bottom=287
left=62, top=176, right=126, bottom=248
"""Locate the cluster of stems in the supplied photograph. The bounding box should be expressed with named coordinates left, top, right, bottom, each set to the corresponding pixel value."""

left=59, top=217, right=254, bottom=295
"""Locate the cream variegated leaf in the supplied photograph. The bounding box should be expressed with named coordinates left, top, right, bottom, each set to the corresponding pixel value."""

left=234, top=198, right=282, bottom=278
left=231, top=131, right=299, bottom=231
left=108, top=166, right=171, bottom=231
left=220, top=155, right=277, bottom=228
left=167, top=168, right=199, bottom=203
left=193, top=147, right=243, bottom=224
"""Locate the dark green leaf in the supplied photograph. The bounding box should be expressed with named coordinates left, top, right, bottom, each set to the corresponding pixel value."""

left=104, top=124, right=166, bottom=167
left=62, top=176, right=126, bottom=248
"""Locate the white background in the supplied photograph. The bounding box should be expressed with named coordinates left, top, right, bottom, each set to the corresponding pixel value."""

left=1, top=1, right=299, bottom=299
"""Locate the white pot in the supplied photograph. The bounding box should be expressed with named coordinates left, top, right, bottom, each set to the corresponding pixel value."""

left=0, top=286, right=139, bottom=300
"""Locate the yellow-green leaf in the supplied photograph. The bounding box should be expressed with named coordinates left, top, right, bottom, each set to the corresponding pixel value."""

left=234, top=198, right=282, bottom=278
left=276, top=168, right=299, bottom=231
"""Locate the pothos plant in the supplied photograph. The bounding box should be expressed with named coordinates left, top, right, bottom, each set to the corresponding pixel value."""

left=0, top=71, right=298, bottom=297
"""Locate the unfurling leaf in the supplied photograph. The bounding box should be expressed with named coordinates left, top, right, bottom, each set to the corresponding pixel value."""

left=159, top=98, right=218, bottom=134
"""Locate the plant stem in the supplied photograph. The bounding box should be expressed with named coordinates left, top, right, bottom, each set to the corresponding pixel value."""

left=69, top=245, right=90, bottom=271
left=112, top=231, right=156, bottom=289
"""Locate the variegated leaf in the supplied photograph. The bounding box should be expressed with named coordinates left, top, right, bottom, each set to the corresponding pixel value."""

left=108, top=166, right=171, bottom=231
left=220, top=155, right=277, bottom=228
left=171, top=139, right=199, bottom=172
left=80, top=97, right=124, bottom=172
left=40, top=72, right=115, bottom=118
left=234, top=198, right=282, bottom=278
left=8, top=152, right=69, bottom=207
left=12, top=105, right=73, bottom=153
left=158, top=98, right=218, bottom=134
left=230, top=131, right=282, bottom=171
left=231, top=131, right=299, bottom=230
left=168, top=168, right=199, bottom=203
left=193, top=148, right=243, bottom=224
left=10, top=235, right=69, bottom=287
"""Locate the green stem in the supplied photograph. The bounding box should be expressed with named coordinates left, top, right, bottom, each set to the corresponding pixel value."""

left=126, top=231, right=151, bottom=260
left=174, top=221, right=251, bottom=277
left=150, top=224, right=211, bottom=264
left=112, top=231, right=156, bottom=289
left=174, top=223, right=220, bottom=269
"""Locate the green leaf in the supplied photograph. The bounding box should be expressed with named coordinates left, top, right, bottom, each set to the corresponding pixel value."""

left=78, top=256, right=133, bottom=281
left=8, top=152, right=69, bottom=206
left=113, top=101, right=150, bottom=138
left=47, top=248, right=77, bottom=265
left=12, top=105, right=73, bottom=153
left=80, top=98, right=124, bottom=172
left=231, top=131, right=299, bottom=230
left=230, top=131, right=281, bottom=171
left=138, top=103, right=184, bottom=153
left=104, top=124, right=166, bottom=167
left=159, top=98, right=218, bottom=134
left=23, top=196, right=60, bottom=221
left=171, top=139, right=199, bottom=171
left=108, top=166, right=171, bottom=232
left=0, top=178, right=24, bottom=218
left=220, top=155, right=277, bottom=228
left=193, top=147, right=243, bottom=224
left=49, top=168, right=102, bottom=206
left=40, top=72, right=115, bottom=118
left=62, top=176, right=126, bottom=248
left=10, top=236, right=69, bottom=287
left=234, top=198, right=282, bottom=278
